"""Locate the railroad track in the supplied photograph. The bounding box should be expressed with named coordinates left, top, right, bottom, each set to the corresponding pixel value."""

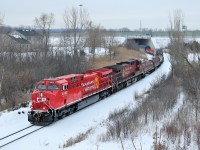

left=0, top=125, right=46, bottom=148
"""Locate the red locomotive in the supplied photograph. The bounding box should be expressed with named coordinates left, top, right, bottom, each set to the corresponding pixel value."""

left=28, top=53, right=164, bottom=125
left=145, top=46, right=155, bottom=55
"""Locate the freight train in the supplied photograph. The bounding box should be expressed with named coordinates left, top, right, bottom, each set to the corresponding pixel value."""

left=28, top=53, right=164, bottom=125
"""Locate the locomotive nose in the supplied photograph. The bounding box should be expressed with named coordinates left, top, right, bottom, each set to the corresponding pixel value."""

left=31, top=91, right=53, bottom=111
left=29, top=91, right=56, bottom=125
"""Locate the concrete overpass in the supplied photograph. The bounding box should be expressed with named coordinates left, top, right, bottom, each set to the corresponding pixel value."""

left=125, top=35, right=156, bottom=50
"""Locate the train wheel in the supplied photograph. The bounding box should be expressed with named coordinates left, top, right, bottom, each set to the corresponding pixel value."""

left=58, top=113, right=65, bottom=120
left=67, top=109, right=73, bottom=115
left=73, top=105, right=78, bottom=112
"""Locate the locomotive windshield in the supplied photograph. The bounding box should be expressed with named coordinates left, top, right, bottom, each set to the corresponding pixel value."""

left=48, top=84, right=59, bottom=90
left=37, top=84, right=46, bottom=90
left=37, top=84, right=59, bottom=91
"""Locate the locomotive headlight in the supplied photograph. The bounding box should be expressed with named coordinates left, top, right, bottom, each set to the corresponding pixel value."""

left=42, top=106, right=47, bottom=110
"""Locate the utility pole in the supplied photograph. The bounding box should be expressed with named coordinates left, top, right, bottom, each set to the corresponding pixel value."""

left=79, top=4, right=83, bottom=19
left=79, top=4, right=83, bottom=13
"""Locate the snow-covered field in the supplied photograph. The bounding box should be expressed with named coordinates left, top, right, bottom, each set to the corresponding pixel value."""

left=0, top=53, right=171, bottom=150
left=50, top=36, right=126, bottom=57
left=152, top=37, right=200, bottom=49
left=151, top=37, right=170, bottom=49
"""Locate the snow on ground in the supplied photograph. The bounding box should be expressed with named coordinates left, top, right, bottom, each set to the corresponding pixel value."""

left=151, top=37, right=170, bottom=49
left=0, top=108, right=30, bottom=138
left=83, top=47, right=109, bottom=56
left=50, top=36, right=62, bottom=46
left=114, top=36, right=126, bottom=44
left=50, top=36, right=200, bottom=57
left=0, top=53, right=171, bottom=150
left=50, top=36, right=126, bottom=57
left=184, top=37, right=200, bottom=43
left=49, top=36, right=126, bottom=47
left=151, top=37, right=200, bottom=49
left=188, top=53, right=200, bottom=62
left=131, top=92, right=185, bottom=150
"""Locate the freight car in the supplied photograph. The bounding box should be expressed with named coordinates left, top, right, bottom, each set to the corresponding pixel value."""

left=28, top=54, right=164, bottom=125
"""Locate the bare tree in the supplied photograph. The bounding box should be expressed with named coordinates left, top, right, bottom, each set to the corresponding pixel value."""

left=168, top=9, right=186, bottom=78
left=183, top=51, right=200, bottom=122
left=34, top=13, right=54, bottom=54
left=63, top=7, right=91, bottom=56
left=0, top=12, right=4, bottom=52
left=169, top=10, right=200, bottom=123
left=0, top=12, right=4, bottom=26
left=103, top=31, right=118, bottom=60
left=87, top=24, right=104, bottom=62
left=62, top=7, right=91, bottom=72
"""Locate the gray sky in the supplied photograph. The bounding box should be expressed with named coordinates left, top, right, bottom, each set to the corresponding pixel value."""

left=0, top=0, right=199, bottom=30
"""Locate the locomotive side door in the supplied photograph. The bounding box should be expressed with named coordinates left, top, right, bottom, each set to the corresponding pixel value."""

left=62, top=84, right=68, bottom=105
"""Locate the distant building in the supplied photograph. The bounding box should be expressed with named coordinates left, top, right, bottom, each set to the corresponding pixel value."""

left=3, top=29, right=42, bottom=52
left=15, top=29, right=42, bottom=48
left=3, top=34, right=31, bottom=52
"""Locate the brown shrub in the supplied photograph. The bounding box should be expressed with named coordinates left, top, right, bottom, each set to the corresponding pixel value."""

left=91, top=47, right=146, bottom=69
left=100, top=74, right=179, bottom=143
left=163, top=123, right=180, bottom=141
left=63, top=128, right=93, bottom=148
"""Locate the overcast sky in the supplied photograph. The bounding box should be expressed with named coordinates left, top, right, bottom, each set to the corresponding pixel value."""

left=0, top=0, right=199, bottom=30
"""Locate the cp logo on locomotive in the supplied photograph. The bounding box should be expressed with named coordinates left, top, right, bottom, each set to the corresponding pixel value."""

left=94, top=77, right=99, bottom=89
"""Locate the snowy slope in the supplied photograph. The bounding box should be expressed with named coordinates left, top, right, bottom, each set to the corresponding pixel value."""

left=0, top=53, right=171, bottom=150
left=151, top=37, right=170, bottom=49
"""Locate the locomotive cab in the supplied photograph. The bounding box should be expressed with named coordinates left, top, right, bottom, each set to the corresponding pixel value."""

left=32, top=81, right=60, bottom=110
left=28, top=79, right=65, bottom=125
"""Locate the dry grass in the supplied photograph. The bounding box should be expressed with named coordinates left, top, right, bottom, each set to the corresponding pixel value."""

left=63, top=128, right=93, bottom=148
left=134, top=90, right=148, bottom=101
left=90, top=47, right=146, bottom=69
